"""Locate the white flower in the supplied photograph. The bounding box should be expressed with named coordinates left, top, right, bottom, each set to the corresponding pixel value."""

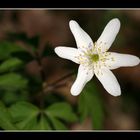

left=54, top=18, right=140, bottom=96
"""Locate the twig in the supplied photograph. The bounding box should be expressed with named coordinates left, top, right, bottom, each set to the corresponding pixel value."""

left=42, top=71, right=75, bottom=94
left=49, top=71, right=75, bottom=86
left=43, top=83, right=67, bottom=93
left=35, top=51, right=46, bottom=109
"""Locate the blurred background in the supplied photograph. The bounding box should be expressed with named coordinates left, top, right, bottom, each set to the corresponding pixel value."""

left=0, top=10, right=139, bottom=130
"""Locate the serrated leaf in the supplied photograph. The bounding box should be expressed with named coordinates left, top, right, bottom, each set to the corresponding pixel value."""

left=46, top=102, right=78, bottom=123
left=0, top=58, right=23, bottom=73
left=49, top=116, right=67, bottom=130
left=0, top=101, right=16, bottom=130
left=78, top=81, right=104, bottom=129
left=0, top=73, right=28, bottom=90
left=0, top=41, right=25, bottom=60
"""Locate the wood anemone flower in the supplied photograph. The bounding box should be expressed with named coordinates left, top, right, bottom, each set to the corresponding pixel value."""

left=55, top=18, right=140, bottom=96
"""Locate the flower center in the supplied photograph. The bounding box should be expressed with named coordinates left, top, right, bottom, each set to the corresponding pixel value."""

left=90, top=54, right=99, bottom=62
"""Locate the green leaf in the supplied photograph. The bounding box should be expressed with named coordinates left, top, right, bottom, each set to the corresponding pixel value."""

left=34, top=115, right=51, bottom=130
left=45, top=102, right=78, bottom=130
left=0, top=101, right=16, bottom=130
left=9, top=101, right=51, bottom=130
left=9, top=101, right=39, bottom=130
left=0, top=41, right=25, bottom=60
left=7, top=32, right=40, bottom=49
left=46, top=102, right=78, bottom=123
left=1, top=90, right=29, bottom=105
left=49, top=116, right=67, bottom=130
left=78, top=81, right=104, bottom=129
left=9, top=102, right=38, bottom=123
left=0, top=58, right=23, bottom=73
left=78, top=92, right=88, bottom=122
left=0, top=73, right=28, bottom=90
left=16, top=117, right=38, bottom=130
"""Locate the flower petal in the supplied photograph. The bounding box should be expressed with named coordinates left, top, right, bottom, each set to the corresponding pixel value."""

left=104, top=52, right=140, bottom=69
left=54, top=47, right=79, bottom=64
left=95, top=67, right=121, bottom=96
left=97, top=18, right=120, bottom=52
left=69, top=20, right=93, bottom=50
left=71, top=65, right=94, bottom=96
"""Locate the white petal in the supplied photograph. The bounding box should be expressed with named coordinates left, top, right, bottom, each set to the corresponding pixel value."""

left=54, top=47, right=79, bottom=64
left=97, top=18, right=120, bottom=52
left=69, top=20, right=93, bottom=50
left=71, top=65, right=94, bottom=96
left=95, top=67, right=121, bottom=96
left=104, top=52, right=140, bottom=70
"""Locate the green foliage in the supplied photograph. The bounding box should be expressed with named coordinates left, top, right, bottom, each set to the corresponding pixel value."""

left=9, top=102, right=39, bottom=122
left=0, top=101, right=16, bottom=130
left=9, top=101, right=39, bottom=130
left=48, top=116, right=67, bottom=130
left=0, top=41, right=34, bottom=65
left=0, top=40, right=31, bottom=107
left=1, top=91, right=29, bottom=105
left=44, top=93, right=65, bottom=105
left=7, top=32, right=40, bottom=48
left=0, top=58, right=23, bottom=73
left=0, top=41, right=25, bottom=60
left=34, top=115, right=51, bottom=130
left=7, top=32, right=56, bottom=58
left=0, top=28, right=104, bottom=130
left=2, top=101, right=77, bottom=130
left=46, top=102, right=78, bottom=123
left=0, top=73, right=28, bottom=91
left=78, top=81, right=104, bottom=129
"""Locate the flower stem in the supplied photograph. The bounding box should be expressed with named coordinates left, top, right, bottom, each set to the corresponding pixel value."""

left=49, top=71, right=75, bottom=86
left=43, top=71, right=75, bottom=93
left=35, top=52, right=46, bottom=109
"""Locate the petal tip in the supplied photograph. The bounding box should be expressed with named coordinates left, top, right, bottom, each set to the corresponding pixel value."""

left=111, top=18, right=120, bottom=23
left=54, top=47, right=63, bottom=57
left=70, top=87, right=80, bottom=96
left=132, top=56, right=140, bottom=66
left=69, top=20, right=77, bottom=25
left=136, top=57, right=140, bottom=65
left=113, top=92, right=121, bottom=97
left=110, top=18, right=120, bottom=28
left=110, top=88, right=121, bottom=97
left=54, top=47, right=59, bottom=54
left=69, top=20, right=78, bottom=29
